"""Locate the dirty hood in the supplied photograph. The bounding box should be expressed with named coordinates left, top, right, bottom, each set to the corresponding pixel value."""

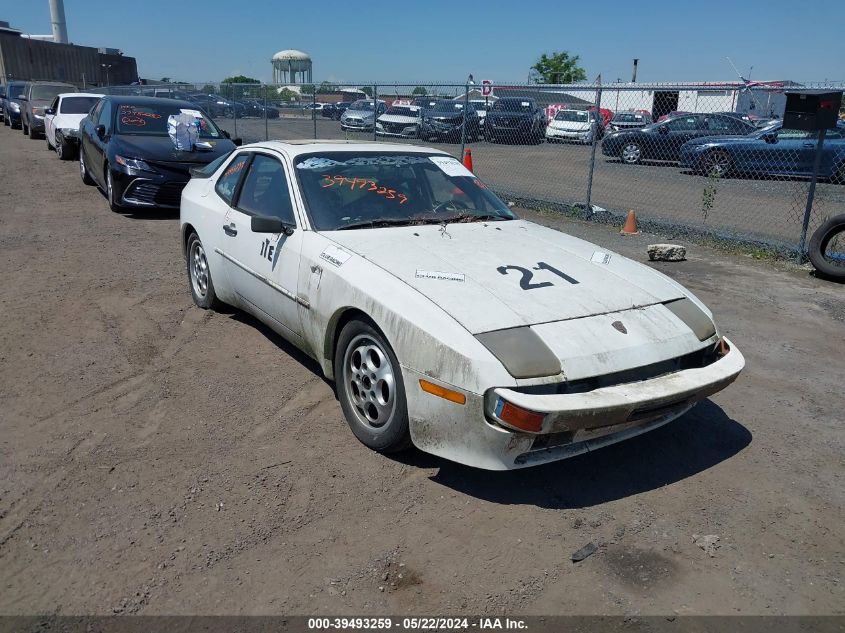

left=327, top=220, right=687, bottom=333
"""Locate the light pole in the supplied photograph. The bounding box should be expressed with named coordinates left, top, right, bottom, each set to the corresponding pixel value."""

left=101, top=63, right=112, bottom=87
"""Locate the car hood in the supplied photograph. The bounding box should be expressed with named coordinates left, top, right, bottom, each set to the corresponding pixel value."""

left=378, top=114, right=419, bottom=124
left=327, top=220, right=687, bottom=334
left=550, top=120, right=592, bottom=131
left=111, top=134, right=236, bottom=163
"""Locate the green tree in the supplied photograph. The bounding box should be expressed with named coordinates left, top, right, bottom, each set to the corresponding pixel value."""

left=317, top=81, right=338, bottom=94
left=301, top=84, right=316, bottom=95
left=277, top=87, right=300, bottom=102
left=360, top=86, right=373, bottom=97
left=530, top=51, right=587, bottom=84
left=412, top=86, right=427, bottom=95
left=222, top=75, right=261, bottom=84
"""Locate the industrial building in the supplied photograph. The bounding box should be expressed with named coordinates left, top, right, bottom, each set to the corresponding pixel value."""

left=0, top=7, right=137, bottom=88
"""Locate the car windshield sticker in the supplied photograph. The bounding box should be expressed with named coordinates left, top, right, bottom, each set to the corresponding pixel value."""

left=415, top=270, right=465, bottom=282
left=429, top=156, right=474, bottom=178
left=319, top=245, right=352, bottom=267
left=591, top=251, right=611, bottom=265
left=297, top=155, right=432, bottom=170
left=320, top=175, right=408, bottom=204
left=521, top=101, right=530, bottom=107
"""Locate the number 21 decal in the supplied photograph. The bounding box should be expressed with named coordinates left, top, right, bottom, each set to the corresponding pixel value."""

left=497, top=261, right=579, bottom=289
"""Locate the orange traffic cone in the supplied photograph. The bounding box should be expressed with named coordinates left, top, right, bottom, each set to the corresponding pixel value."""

left=620, top=210, right=640, bottom=235
left=463, top=147, right=474, bottom=172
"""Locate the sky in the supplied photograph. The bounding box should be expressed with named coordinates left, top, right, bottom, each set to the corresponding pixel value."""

left=3, top=0, right=843, bottom=86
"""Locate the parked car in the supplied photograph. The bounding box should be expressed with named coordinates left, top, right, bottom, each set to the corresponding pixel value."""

left=484, top=98, right=547, bottom=143
left=602, top=113, right=757, bottom=164
left=0, top=84, right=5, bottom=124
left=179, top=140, right=744, bottom=469
left=607, top=110, right=653, bottom=132
left=21, top=81, right=78, bottom=138
left=545, top=109, right=603, bottom=144
left=412, top=96, right=438, bottom=109
left=322, top=101, right=351, bottom=120
left=657, top=110, right=691, bottom=122
left=4, top=80, right=30, bottom=129
left=240, top=99, right=279, bottom=119
left=78, top=96, right=239, bottom=212
left=340, top=99, right=387, bottom=132
left=185, top=93, right=242, bottom=118
left=419, top=100, right=481, bottom=142
left=376, top=104, right=422, bottom=138
left=44, top=92, right=102, bottom=159
left=679, top=121, right=845, bottom=181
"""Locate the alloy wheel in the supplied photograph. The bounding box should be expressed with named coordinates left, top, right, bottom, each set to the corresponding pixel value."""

left=190, top=240, right=210, bottom=298
left=342, top=334, right=397, bottom=429
left=622, top=143, right=641, bottom=163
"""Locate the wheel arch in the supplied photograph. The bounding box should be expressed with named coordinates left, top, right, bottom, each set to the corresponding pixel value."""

left=181, top=223, right=198, bottom=258
left=324, top=307, right=381, bottom=374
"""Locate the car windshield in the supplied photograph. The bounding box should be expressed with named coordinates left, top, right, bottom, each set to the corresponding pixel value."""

left=115, top=102, right=222, bottom=138
left=349, top=100, right=376, bottom=111
left=492, top=99, right=533, bottom=112
left=555, top=110, right=590, bottom=122
left=32, top=85, right=74, bottom=100
left=614, top=112, right=645, bottom=122
left=60, top=96, right=100, bottom=114
left=385, top=106, right=418, bottom=117
left=9, top=82, right=26, bottom=97
left=295, top=152, right=517, bottom=231
left=431, top=101, right=465, bottom=112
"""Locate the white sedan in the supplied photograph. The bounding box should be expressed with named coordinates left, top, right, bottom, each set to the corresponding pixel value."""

left=179, top=141, right=744, bottom=470
left=44, top=92, right=102, bottom=160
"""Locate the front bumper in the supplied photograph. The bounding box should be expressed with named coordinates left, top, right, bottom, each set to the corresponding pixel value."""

left=29, top=115, right=46, bottom=132
left=546, top=127, right=592, bottom=142
left=113, top=169, right=189, bottom=209
left=407, top=338, right=744, bottom=470
left=340, top=118, right=374, bottom=131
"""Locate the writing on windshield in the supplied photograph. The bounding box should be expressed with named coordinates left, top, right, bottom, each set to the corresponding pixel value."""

left=321, top=174, right=409, bottom=204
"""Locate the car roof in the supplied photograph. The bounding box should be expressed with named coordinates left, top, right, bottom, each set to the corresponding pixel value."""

left=103, top=95, right=199, bottom=108
left=29, top=80, right=76, bottom=87
left=58, top=92, right=102, bottom=99
left=239, top=139, right=451, bottom=158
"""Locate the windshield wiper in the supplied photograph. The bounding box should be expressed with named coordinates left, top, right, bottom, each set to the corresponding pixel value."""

left=441, top=213, right=509, bottom=224
left=336, top=218, right=445, bottom=231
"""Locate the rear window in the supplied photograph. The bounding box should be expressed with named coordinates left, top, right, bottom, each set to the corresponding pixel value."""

left=385, top=106, right=418, bottom=117
left=493, top=99, right=534, bottom=112
left=60, top=96, right=101, bottom=114
left=555, top=110, right=590, bottom=122
left=614, top=112, right=645, bottom=122
left=31, top=84, right=75, bottom=100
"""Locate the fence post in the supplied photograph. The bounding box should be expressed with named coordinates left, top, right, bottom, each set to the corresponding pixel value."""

left=797, top=128, right=828, bottom=263
left=373, top=84, right=378, bottom=141
left=459, top=82, right=469, bottom=163
left=232, top=83, right=238, bottom=140
left=584, top=78, right=603, bottom=218
left=264, top=83, right=268, bottom=141
left=312, top=85, right=317, bottom=139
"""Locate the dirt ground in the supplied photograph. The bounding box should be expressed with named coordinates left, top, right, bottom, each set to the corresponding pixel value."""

left=0, top=125, right=843, bottom=617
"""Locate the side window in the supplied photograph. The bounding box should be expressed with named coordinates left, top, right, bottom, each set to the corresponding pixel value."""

left=99, top=101, right=113, bottom=132
left=705, top=116, right=733, bottom=132
left=89, top=99, right=103, bottom=124
left=666, top=116, right=699, bottom=131
left=235, top=155, right=296, bottom=224
left=51, top=97, right=60, bottom=113
left=777, top=128, right=811, bottom=140
left=215, top=153, right=251, bottom=205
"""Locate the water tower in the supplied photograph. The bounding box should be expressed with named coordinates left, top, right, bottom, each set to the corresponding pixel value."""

left=271, top=49, right=312, bottom=84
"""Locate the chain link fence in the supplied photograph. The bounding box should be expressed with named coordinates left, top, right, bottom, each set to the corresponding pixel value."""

left=94, top=80, right=845, bottom=259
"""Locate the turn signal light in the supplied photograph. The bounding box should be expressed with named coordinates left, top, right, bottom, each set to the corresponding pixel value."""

left=495, top=398, right=545, bottom=433
left=419, top=379, right=466, bottom=405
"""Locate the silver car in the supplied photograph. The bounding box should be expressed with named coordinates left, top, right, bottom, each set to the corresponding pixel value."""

left=340, top=99, right=386, bottom=132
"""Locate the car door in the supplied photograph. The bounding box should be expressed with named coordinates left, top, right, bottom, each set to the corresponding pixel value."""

left=88, top=99, right=113, bottom=189
left=215, top=151, right=305, bottom=339
left=80, top=99, right=104, bottom=175
left=45, top=96, right=60, bottom=145
left=657, top=115, right=703, bottom=159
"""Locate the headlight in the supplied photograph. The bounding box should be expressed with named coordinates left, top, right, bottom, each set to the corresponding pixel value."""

left=10, top=102, right=20, bottom=112
left=475, top=327, right=561, bottom=379
left=33, top=107, right=45, bottom=115
left=115, top=154, right=155, bottom=173
left=216, top=101, right=226, bottom=105
left=59, top=127, right=78, bottom=138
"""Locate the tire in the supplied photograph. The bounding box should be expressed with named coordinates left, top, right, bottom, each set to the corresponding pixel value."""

left=11, top=117, right=20, bottom=129
left=334, top=319, right=411, bottom=453
left=22, top=118, right=28, bottom=135
left=46, top=135, right=53, bottom=150
left=55, top=133, right=73, bottom=160
left=808, top=214, right=845, bottom=281
left=79, top=150, right=95, bottom=185
left=105, top=165, right=122, bottom=212
left=702, top=149, right=732, bottom=177
left=186, top=233, right=222, bottom=309
left=29, top=122, right=38, bottom=139
left=621, top=142, right=642, bottom=164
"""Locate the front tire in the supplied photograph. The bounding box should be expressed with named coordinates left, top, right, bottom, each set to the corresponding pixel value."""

left=702, top=149, right=732, bottom=177
left=105, top=166, right=122, bottom=212
left=186, top=233, right=222, bottom=309
left=808, top=214, right=845, bottom=281
left=79, top=151, right=95, bottom=185
left=334, top=319, right=411, bottom=453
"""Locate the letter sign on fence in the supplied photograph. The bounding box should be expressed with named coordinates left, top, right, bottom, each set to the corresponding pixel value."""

left=481, top=80, right=493, bottom=96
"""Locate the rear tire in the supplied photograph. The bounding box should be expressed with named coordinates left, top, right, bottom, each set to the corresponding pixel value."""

left=186, top=233, right=222, bottom=309
left=29, top=123, right=38, bottom=139
left=808, top=214, right=845, bottom=281
left=334, top=319, right=411, bottom=454
left=105, top=166, right=123, bottom=212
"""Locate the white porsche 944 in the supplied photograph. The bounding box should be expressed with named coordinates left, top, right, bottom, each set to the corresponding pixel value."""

left=179, top=141, right=744, bottom=470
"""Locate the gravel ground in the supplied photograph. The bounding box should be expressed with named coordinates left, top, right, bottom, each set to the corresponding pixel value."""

left=0, top=124, right=843, bottom=617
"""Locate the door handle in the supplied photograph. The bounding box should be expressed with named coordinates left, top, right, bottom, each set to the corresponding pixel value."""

left=223, top=223, right=237, bottom=237
left=802, top=143, right=815, bottom=148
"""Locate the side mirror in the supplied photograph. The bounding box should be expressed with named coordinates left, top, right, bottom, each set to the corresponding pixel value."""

left=221, top=129, right=231, bottom=139
left=233, top=137, right=242, bottom=147
left=658, top=125, right=669, bottom=134
left=95, top=124, right=106, bottom=139
left=18, top=94, right=26, bottom=100
left=45, top=108, right=55, bottom=116
left=251, top=215, right=294, bottom=236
